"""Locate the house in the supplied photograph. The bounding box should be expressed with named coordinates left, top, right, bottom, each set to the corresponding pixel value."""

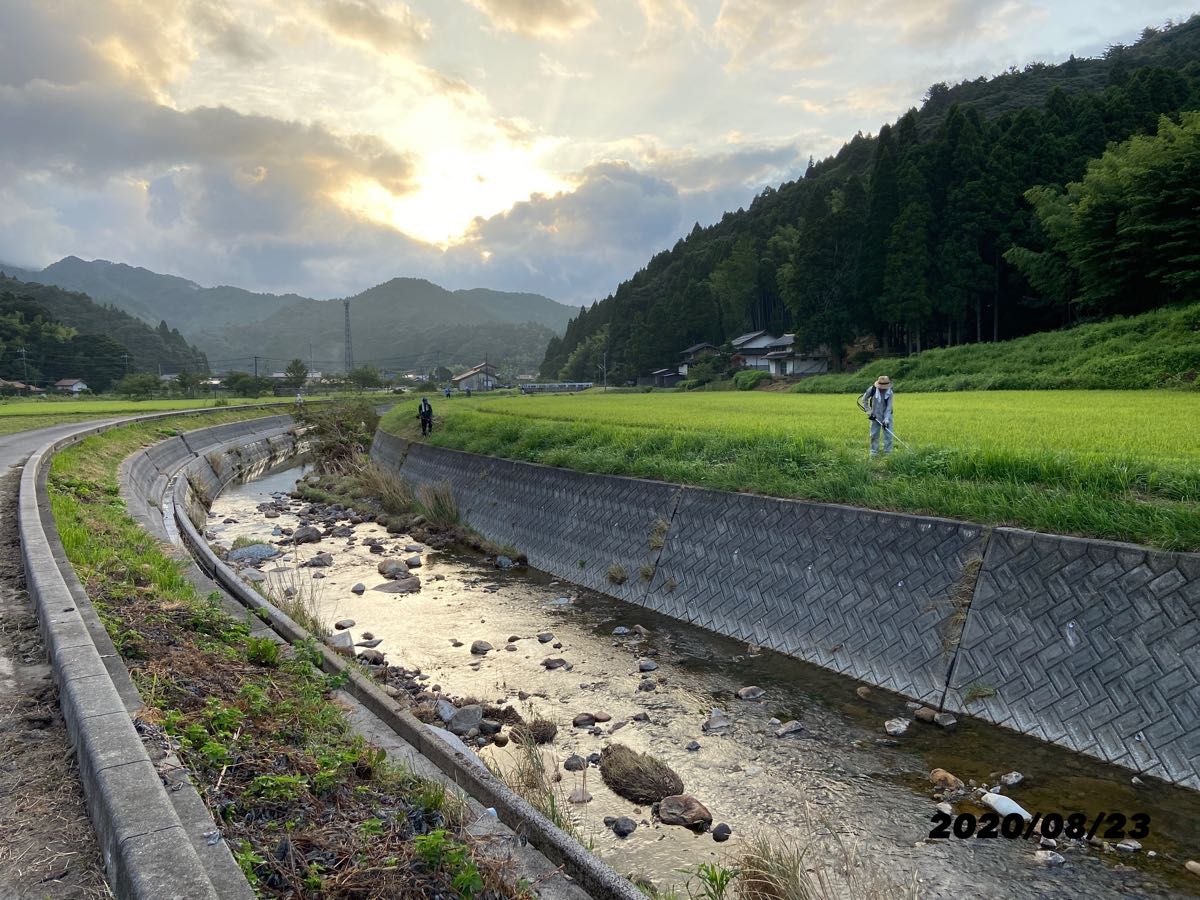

left=762, top=335, right=830, bottom=377
left=649, top=368, right=684, bottom=388
left=678, top=342, right=716, bottom=376
left=54, top=378, right=88, bottom=395
left=451, top=362, right=500, bottom=391
left=730, top=330, right=780, bottom=371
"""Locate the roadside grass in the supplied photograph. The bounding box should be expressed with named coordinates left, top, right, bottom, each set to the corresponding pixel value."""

left=48, top=410, right=527, bottom=898
left=381, top=391, right=1200, bottom=550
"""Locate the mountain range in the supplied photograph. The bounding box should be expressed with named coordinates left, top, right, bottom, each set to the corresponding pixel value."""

left=0, top=258, right=575, bottom=374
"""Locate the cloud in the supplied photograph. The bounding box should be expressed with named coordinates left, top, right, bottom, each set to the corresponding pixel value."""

left=463, top=0, right=597, bottom=38
left=189, top=0, right=273, bottom=62
left=318, top=0, right=430, bottom=54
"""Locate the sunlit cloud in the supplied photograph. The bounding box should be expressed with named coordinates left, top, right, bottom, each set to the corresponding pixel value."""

left=0, top=0, right=1194, bottom=306
left=462, top=0, right=597, bottom=38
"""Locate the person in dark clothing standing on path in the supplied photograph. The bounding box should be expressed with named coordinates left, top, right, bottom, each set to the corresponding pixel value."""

left=418, top=397, right=433, bottom=436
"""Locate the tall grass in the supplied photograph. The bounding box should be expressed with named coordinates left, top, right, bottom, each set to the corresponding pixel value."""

left=380, top=391, right=1200, bottom=550
left=794, top=302, right=1200, bottom=393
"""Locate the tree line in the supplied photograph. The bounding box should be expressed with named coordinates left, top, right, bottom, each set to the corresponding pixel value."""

left=541, top=17, right=1200, bottom=382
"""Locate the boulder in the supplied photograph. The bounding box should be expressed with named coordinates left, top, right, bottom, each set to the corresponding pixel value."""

left=357, top=649, right=386, bottom=666
left=933, top=712, right=958, bottom=729
left=356, top=638, right=383, bottom=648
left=496, top=555, right=515, bottom=568
left=448, top=705, right=484, bottom=737
left=405, top=555, right=422, bottom=569
left=712, top=823, right=732, bottom=842
left=228, top=543, right=280, bottom=563
left=292, top=525, right=322, bottom=544
left=884, top=717, right=910, bottom=736
left=702, top=708, right=732, bottom=734
left=658, top=795, right=712, bottom=830
left=612, top=816, right=637, bottom=838
left=929, top=768, right=964, bottom=791
left=593, top=712, right=611, bottom=723
left=327, top=631, right=354, bottom=656
left=632, top=625, right=650, bottom=636
left=351, top=583, right=366, bottom=595
left=612, top=626, right=631, bottom=635
left=572, top=713, right=597, bottom=728
left=305, top=552, right=334, bottom=568
left=1034, top=851, right=1065, bottom=867
left=638, top=659, right=658, bottom=672
left=436, top=699, right=457, bottom=723
left=914, top=707, right=937, bottom=723
left=377, top=558, right=409, bottom=579
left=999, top=771, right=1024, bottom=787
left=564, top=754, right=587, bottom=772
left=334, top=619, right=356, bottom=630
left=775, top=720, right=806, bottom=738
left=479, top=719, right=502, bottom=735
left=736, top=686, right=766, bottom=701
left=542, top=657, right=570, bottom=670
left=568, top=786, right=592, bottom=804
left=470, top=639, right=493, bottom=655
left=373, top=577, right=421, bottom=594
left=537, top=632, right=554, bottom=643
left=686, top=741, right=701, bottom=752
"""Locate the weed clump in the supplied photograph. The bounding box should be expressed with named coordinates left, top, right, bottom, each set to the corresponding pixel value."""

left=598, top=743, right=683, bottom=805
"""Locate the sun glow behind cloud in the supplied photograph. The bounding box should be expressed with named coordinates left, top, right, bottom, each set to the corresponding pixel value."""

left=335, top=138, right=568, bottom=247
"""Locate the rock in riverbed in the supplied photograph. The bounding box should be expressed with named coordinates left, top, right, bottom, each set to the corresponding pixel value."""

left=736, top=686, right=766, bottom=701
left=612, top=816, right=637, bottom=837
left=373, top=577, right=421, bottom=594
left=377, top=558, right=409, bottom=578
left=702, top=708, right=732, bottom=734
left=351, top=583, right=365, bottom=595
left=712, top=823, right=732, bottom=842
left=564, top=754, right=587, bottom=772
left=929, top=768, right=964, bottom=791
left=537, top=632, right=554, bottom=643
left=638, top=659, right=658, bottom=672
left=334, top=619, right=355, bottom=630
left=228, top=543, right=280, bottom=563
left=775, top=720, right=806, bottom=738
left=658, top=795, right=712, bottom=830
left=470, top=640, right=493, bottom=655
left=884, top=717, right=910, bottom=736
left=292, top=525, right=322, bottom=544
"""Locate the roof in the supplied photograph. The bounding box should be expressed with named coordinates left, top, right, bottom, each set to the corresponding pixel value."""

left=730, top=330, right=768, bottom=347
left=451, top=362, right=499, bottom=383
left=680, top=342, right=715, bottom=355
left=767, top=334, right=796, bottom=349
left=763, top=350, right=792, bottom=360
left=54, top=378, right=85, bottom=386
left=650, top=368, right=679, bottom=375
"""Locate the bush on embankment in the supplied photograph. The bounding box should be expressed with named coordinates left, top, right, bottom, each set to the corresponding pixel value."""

left=793, top=302, right=1200, bottom=393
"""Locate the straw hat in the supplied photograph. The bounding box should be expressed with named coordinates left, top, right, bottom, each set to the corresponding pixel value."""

left=874, top=375, right=892, bottom=389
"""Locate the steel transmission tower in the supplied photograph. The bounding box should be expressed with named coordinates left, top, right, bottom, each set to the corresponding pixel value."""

left=343, top=299, right=354, bottom=373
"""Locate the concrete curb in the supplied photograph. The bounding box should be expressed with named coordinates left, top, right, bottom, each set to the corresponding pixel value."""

left=18, top=404, right=300, bottom=899
left=168, top=439, right=645, bottom=900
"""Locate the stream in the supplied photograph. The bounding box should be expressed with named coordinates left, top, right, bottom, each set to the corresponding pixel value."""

left=205, top=465, right=1200, bottom=898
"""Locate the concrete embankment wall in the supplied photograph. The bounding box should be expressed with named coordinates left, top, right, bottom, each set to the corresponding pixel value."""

left=372, top=430, right=1200, bottom=791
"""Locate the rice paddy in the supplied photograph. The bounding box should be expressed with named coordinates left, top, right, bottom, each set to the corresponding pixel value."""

left=381, top=390, right=1200, bottom=550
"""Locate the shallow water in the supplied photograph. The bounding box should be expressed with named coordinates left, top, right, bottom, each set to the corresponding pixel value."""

left=208, top=466, right=1200, bottom=898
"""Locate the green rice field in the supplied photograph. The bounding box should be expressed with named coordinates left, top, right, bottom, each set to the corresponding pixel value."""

left=381, top=390, right=1200, bottom=550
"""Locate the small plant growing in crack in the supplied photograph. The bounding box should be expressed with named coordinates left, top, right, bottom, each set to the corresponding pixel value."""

left=607, top=562, right=627, bottom=585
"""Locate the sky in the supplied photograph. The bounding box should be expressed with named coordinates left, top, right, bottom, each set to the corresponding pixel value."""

left=0, top=1, right=1195, bottom=306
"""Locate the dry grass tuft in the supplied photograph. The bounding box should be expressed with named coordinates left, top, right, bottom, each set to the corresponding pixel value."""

left=598, top=743, right=683, bottom=805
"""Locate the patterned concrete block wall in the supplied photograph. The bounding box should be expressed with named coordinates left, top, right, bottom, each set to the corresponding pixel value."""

left=373, top=433, right=984, bottom=704
left=373, top=433, right=1200, bottom=788
left=394, top=440, right=680, bottom=605
left=947, top=529, right=1200, bottom=790
left=646, top=488, right=988, bottom=706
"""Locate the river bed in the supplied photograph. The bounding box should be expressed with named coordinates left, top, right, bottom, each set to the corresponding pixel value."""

left=206, top=465, right=1200, bottom=898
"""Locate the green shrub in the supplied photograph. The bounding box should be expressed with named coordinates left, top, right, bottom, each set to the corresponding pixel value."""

left=733, top=370, right=773, bottom=390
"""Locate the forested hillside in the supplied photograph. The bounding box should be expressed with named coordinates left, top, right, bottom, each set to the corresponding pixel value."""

left=0, top=256, right=302, bottom=333
left=195, top=277, right=573, bottom=372
left=541, top=17, right=1200, bottom=383
left=0, top=276, right=208, bottom=388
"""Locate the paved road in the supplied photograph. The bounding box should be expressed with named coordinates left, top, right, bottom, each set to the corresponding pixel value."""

left=0, top=418, right=122, bottom=899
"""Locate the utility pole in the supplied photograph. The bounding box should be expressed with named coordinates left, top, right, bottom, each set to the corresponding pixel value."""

left=18, top=347, right=28, bottom=382
left=603, top=349, right=608, bottom=391
left=253, top=356, right=259, bottom=378
left=121, top=353, right=130, bottom=376
left=343, top=299, right=354, bottom=373
left=309, top=342, right=314, bottom=376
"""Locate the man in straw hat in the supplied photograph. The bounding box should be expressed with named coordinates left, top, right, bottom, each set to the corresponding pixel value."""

left=860, top=375, right=894, bottom=456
